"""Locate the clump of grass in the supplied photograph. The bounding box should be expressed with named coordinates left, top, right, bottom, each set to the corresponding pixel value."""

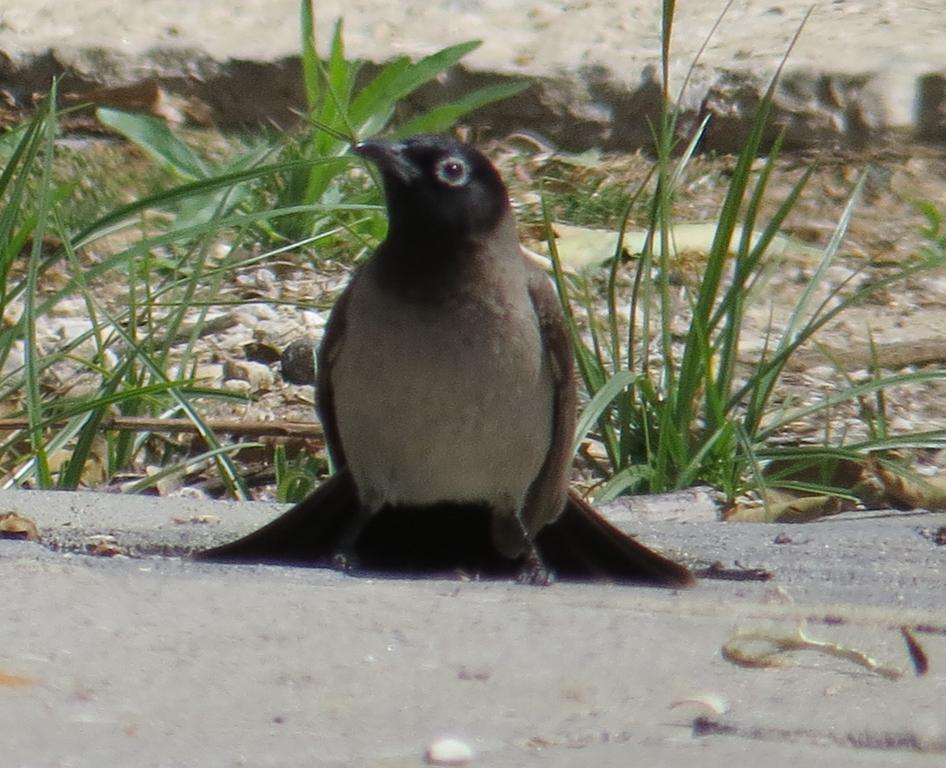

left=551, top=0, right=946, bottom=510
left=532, top=153, right=652, bottom=229
left=0, top=88, right=290, bottom=496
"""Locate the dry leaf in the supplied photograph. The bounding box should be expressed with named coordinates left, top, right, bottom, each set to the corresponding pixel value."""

left=726, top=493, right=848, bottom=523
left=900, top=626, right=929, bottom=676
left=0, top=671, right=33, bottom=688
left=47, top=441, right=107, bottom=487
left=723, top=625, right=903, bottom=680
left=65, top=80, right=213, bottom=127
left=871, top=461, right=946, bottom=510
left=540, top=222, right=822, bottom=271
left=66, top=81, right=165, bottom=114
left=172, top=514, right=221, bottom=526
left=86, top=541, right=125, bottom=557
left=548, top=223, right=627, bottom=271
left=0, top=512, right=39, bottom=541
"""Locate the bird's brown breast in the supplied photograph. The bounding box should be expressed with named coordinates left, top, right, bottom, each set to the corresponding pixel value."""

left=330, top=253, right=555, bottom=515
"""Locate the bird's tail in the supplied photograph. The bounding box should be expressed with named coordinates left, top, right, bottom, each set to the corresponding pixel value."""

left=196, top=472, right=694, bottom=587
left=194, top=469, right=358, bottom=565
left=534, top=492, right=694, bottom=587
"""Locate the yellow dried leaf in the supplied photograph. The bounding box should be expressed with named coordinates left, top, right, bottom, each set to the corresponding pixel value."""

left=871, top=461, right=946, bottom=510
left=541, top=222, right=821, bottom=271
left=0, top=671, right=32, bottom=688
left=0, top=512, right=39, bottom=541
left=726, top=493, right=848, bottom=523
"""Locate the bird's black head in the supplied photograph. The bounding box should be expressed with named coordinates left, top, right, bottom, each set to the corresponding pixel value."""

left=354, top=135, right=510, bottom=247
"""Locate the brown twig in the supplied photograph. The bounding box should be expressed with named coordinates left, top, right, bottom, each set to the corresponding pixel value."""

left=0, top=416, right=323, bottom=439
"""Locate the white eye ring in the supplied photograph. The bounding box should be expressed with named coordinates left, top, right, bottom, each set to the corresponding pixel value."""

left=433, top=155, right=471, bottom=187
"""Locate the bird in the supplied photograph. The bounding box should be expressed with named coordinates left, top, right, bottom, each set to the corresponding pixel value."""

left=198, top=135, right=692, bottom=587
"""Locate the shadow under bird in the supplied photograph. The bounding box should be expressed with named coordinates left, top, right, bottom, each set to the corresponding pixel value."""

left=198, top=135, right=693, bottom=587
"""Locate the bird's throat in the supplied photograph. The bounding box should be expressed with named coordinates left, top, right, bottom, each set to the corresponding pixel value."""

left=372, top=231, right=479, bottom=306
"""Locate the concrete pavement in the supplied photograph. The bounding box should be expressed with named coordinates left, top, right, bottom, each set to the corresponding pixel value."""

left=1, top=488, right=944, bottom=766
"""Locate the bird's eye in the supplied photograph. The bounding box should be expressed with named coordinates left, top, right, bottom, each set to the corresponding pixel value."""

left=433, top=156, right=471, bottom=187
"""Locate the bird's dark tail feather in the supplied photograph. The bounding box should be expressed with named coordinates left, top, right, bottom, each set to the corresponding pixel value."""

left=194, top=469, right=359, bottom=565
left=196, top=472, right=693, bottom=587
left=535, top=492, right=694, bottom=587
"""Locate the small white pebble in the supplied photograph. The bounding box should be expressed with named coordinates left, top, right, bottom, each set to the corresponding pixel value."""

left=889, top=416, right=915, bottom=433
left=425, top=737, right=474, bottom=766
left=669, top=692, right=729, bottom=716
left=209, top=242, right=232, bottom=262
left=301, top=309, right=327, bottom=329
left=248, top=304, right=279, bottom=323
left=805, top=365, right=835, bottom=380
left=223, top=378, right=252, bottom=395
left=223, top=360, right=275, bottom=390
left=254, top=268, right=276, bottom=291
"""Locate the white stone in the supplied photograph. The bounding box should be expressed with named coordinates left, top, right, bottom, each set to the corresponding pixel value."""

left=425, top=737, right=474, bottom=766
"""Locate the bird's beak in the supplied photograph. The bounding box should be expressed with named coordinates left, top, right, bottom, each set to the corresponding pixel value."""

left=353, top=139, right=419, bottom=184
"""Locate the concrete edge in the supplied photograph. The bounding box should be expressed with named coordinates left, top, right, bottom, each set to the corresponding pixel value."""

left=2, top=46, right=944, bottom=150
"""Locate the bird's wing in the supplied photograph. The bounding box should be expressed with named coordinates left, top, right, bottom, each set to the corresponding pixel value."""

left=521, top=268, right=694, bottom=587
left=519, top=266, right=577, bottom=537
left=316, top=275, right=356, bottom=471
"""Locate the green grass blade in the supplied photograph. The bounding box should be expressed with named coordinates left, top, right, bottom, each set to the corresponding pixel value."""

left=395, top=81, right=530, bottom=136
left=0, top=111, right=46, bottom=296
left=593, top=464, right=652, bottom=503
left=300, top=0, right=320, bottom=112
left=58, top=360, right=133, bottom=489
left=350, top=40, right=484, bottom=138
left=661, top=1, right=675, bottom=95
left=572, top=369, right=640, bottom=457
left=71, top=157, right=338, bottom=246
left=780, top=171, right=866, bottom=348
left=708, top=134, right=788, bottom=430
left=543, top=192, right=621, bottom=464
left=758, top=370, right=946, bottom=442
left=96, top=108, right=208, bottom=180
left=348, top=57, right=411, bottom=134
left=385, top=41, right=481, bottom=101
left=63, top=283, right=252, bottom=498
left=21, top=87, right=60, bottom=487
